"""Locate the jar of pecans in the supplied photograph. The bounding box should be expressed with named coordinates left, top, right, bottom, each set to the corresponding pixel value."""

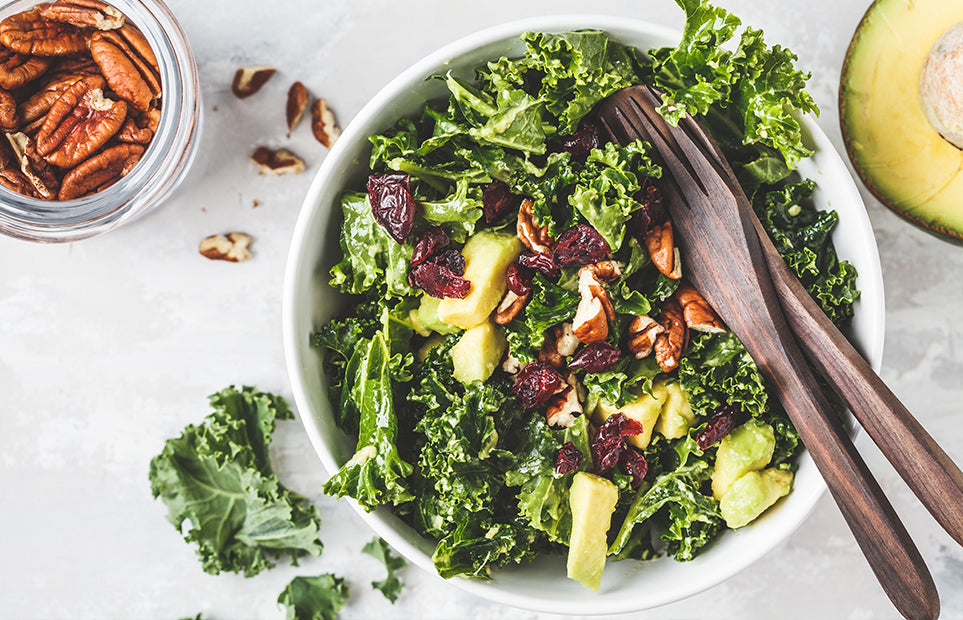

left=0, top=0, right=201, bottom=242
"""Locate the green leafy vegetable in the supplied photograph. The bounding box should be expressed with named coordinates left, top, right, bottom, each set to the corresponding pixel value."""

left=649, top=0, right=818, bottom=169
left=322, top=332, right=415, bottom=510
left=149, top=386, right=322, bottom=577
left=362, top=537, right=407, bottom=603
left=277, top=574, right=349, bottom=620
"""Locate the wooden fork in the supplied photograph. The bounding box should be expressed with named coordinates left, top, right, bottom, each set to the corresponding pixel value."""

left=595, top=84, right=939, bottom=620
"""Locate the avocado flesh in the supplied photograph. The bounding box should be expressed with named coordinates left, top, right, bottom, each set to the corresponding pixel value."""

left=841, top=0, right=963, bottom=243
left=567, top=472, right=618, bottom=591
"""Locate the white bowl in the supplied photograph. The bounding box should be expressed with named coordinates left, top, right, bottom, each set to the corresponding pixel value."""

left=282, top=14, right=885, bottom=615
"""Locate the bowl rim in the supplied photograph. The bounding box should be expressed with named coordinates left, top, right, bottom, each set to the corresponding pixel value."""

left=283, top=13, right=885, bottom=615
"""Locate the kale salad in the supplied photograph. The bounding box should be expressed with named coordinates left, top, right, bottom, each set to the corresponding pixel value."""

left=313, top=0, right=859, bottom=589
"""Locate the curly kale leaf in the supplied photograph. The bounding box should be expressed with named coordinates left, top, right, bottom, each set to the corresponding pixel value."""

left=679, top=331, right=769, bottom=418
left=756, top=180, right=860, bottom=324
left=148, top=386, right=323, bottom=577
left=431, top=507, right=541, bottom=579
left=329, top=192, right=413, bottom=299
left=277, top=574, right=349, bottom=620
left=480, top=30, right=645, bottom=133
left=503, top=274, right=579, bottom=362
left=506, top=414, right=592, bottom=544
left=649, top=0, right=817, bottom=168
left=322, top=332, right=414, bottom=510
left=363, top=537, right=407, bottom=603
left=609, top=461, right=721, bottom=560
left=569, top=140, right=661, bottom=252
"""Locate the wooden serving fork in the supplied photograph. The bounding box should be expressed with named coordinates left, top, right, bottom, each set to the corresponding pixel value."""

left=595, top=84, right=939, bottom=619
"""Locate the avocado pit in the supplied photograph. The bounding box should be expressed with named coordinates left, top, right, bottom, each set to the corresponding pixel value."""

left=920, top=22, right=963, bottom=149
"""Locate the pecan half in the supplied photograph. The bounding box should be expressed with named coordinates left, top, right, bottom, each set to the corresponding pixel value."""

left=18, top=72, right=89, bottom=124
left=516, top=197, right=553, bottom=254
left=36, top=75, right=126, bottom=168
left=627, top=314, right=664, bottom=359
left=0, top=48, right=50, bottom=90
left=0, top=7, right=88, bottom=56
left=58, top=142, right=144, bottom=199
left=675, top=282, right=726, bottom=333
left=117, top=107, right=159, bottom=143
left=199, top=232, right=252, bottom=262
left=654, top=298, right=687, bottom=373
left=644, top=220, right=682, bottom=279
left=538, top=322, right=581, bottom=368
left=311, top=97, right=340, bottom=147
left=41, top=0, right=125, bottom=30
left=0, top=89, right=20, bottom=131
left=493, top=288, right=528, bottom=325
left=286, top=81, right=308, bottom=136
left=251, top=146, right=305, bottom=175
left=231, top=65, right=274, bottom=98
left=90, top=25, right=161, bottom=111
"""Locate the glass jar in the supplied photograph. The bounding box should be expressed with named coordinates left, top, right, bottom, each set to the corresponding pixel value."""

left=0, top=0, right=202, bottom=243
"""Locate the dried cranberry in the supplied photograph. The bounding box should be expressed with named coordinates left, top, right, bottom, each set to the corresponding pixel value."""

left=630, top=179, right=666, bottom=236
left=432, top=248, right=466, bottom=276
left=512, top=362, right=564, bottom=410
left=553, top=224, right=610, bottom=268
left=482, top=179, right=523, bottom=224
left=411, top=225, right=450, bottom=268
left=409, top=261, right=470, bottom=299
left=551, top=120, right=602, bottom=158
left=506, top=261, right=533, bottom=296
left=619, top=448, right=648, bottom=487
left=591, top=412, right=644, bottom=475
left=554, top=441, right=582, bottom=475
left=696, top=404, right=739, bottom=450
left=569, top=342, right=621, bottom=374
left=518, top=251, right=560, bottom=278
left=367, top=172, right=416, bottom=243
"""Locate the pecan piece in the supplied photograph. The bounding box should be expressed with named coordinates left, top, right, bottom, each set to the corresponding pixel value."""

left=36, top=75, right=126, bottom=168
left=538, top=322, right=579, bottom=368
left=90, top=25, right=161, bottom=111
left=627, top=314, right=664, bottom=359
left=0, top=7, right=88, bottom=56
left=545, top=373, right=583, bottom=428
left=251, top=146, right=305, bottom=175
left=516, top=197, right=553, bottom=254
left=311, top=97, right=340, bottom=147
left=644, top=220, right=682, bottom=279
left=675, top=282, right=726, bottom=333
left=0, top=48, right=50, bottom=90
left=41, top=0, right=125, bottom=30
left=6, top=131, right=59, bottom=198
left=231, top=65, right=274, bottom=98
left=58, top=142, right=144, bottom=199
left=117, top=107, right=160, bottom=143
left=0, top=167, right=42, bottom=197
left=653, top=298, right=687, bottom=373
left=0, top=89, right=20, bottom=131
left=199, top=232, right=252, bottom=262
left=493, top=288, right=528, bottom=325
left=572, top=265, right=616, bottom=344
left=286, top=81, right=308, bottom=136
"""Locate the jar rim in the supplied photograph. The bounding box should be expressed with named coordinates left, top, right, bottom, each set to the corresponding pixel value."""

left=0, top=0, right=202, bottom=242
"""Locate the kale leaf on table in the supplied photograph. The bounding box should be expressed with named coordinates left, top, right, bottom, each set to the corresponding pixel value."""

left=148, top=386, right=323, bottom=577
left=277, top=574, right=349, bottom=620
left=362, top=537, right=407, bottom=603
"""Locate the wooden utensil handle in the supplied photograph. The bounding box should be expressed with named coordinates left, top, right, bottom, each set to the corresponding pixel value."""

left=751, top=213, right=963, bottom=548
left=749, top=317, right=939, bottom=620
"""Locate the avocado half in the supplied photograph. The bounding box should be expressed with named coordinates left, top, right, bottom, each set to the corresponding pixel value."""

left=840, top=0, right=963, bottom=244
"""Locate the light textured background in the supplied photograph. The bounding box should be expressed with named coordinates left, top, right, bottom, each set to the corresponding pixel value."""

left=2, top=0, right=962, bottom=618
